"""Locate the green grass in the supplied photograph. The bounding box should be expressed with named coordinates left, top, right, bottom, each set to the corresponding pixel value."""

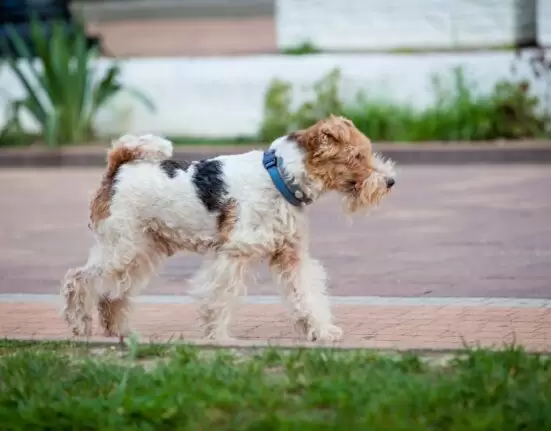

left=1, top=340, right=550, bottom=430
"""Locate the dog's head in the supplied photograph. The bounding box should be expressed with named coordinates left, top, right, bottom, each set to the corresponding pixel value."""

left=292, top=115, right=395, bottom=212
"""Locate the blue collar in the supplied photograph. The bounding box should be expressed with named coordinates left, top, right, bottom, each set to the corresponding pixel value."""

left=262, top=149, right=312, bottom=207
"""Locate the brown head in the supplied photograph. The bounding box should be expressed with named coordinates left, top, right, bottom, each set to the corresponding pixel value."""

left=290, top=115, right=395, bottom=212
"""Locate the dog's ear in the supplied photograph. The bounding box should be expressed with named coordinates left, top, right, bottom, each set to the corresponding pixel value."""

left=318, top=115, right=351, bottom=147
left=292, top=115, right=353, bottom=155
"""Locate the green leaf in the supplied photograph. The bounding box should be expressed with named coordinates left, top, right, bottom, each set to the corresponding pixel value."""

left=1, top=16, right=154, bottom=146
left=44, top=108, right=60, bottom=148
left=0, top=31, right=48, bottom=124
left=89, top=64, right=120, bottom=116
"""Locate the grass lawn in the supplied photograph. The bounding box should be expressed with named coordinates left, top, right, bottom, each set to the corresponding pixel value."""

left=0, top=339, right=550, bottom=430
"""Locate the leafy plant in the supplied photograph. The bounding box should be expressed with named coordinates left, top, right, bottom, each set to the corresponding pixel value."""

left=259, top=78, right=294, bottom=141
left=261, top=66, right=549, bottom=142
left=487, top=80, right=546, bottom=138
left=520, top=48, right=551, bottom=131
left=0, top=17, right=154, bottom=147
left=260, top=68, right=343, bottom=141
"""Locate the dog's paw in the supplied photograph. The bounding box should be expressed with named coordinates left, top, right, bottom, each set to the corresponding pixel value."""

left=307, top=324, right=343, bottom=343
left=101, top=324, right=130, bottom=339
left=294, top=318, right=310, bottom=336
left=203, top=328, right=236, bottom=343
left=204, top=334, right=239, bottom=344
left=71, top=324, right=93, bottom=337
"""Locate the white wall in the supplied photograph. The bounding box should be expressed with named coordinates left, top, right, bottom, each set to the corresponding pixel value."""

left=275, top=0, right=535, bottom=52
left=0, top=50, right=545, bottom=139
left=538, top=0, right=551, bottom=46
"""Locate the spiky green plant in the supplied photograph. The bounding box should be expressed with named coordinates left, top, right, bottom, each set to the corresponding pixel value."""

left=0, top=17, right=154, bottom=147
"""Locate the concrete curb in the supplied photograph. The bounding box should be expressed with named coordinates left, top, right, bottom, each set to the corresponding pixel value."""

left=1, top=141, right=551, bottom=167
left=2, top=293, right=550, bottom=308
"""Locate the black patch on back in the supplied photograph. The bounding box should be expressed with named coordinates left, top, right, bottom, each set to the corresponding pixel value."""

left=192, top=159, right=226, bottom=212
left=160, top=159, right=190, bottom=178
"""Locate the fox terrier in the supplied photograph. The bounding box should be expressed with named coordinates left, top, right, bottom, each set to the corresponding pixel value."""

left=61, top=115, right=396, bottom=342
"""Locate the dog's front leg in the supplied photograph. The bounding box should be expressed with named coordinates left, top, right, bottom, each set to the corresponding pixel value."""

left=189, top=254, right=248, bottom=341
left=270, top=247, right=343, bottom=342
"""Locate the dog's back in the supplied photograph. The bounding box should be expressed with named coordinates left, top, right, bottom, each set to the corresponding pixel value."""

left=89, top=135, right=173, bottom=231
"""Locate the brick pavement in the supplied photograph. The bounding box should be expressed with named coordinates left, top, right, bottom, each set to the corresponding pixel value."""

left=1, top=300, right=550, bottom=352
left=1, top=164, right=550, bottom=351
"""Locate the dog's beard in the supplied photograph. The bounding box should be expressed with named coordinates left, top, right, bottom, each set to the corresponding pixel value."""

left=342, top=153, right=395, bottom=213
left=342, top=175, right=390, bottom=214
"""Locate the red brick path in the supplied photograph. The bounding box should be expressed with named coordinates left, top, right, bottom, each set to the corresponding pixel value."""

left=2, top=302, right=550, bottom=352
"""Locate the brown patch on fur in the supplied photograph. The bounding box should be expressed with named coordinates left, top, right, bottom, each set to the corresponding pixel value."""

left=269, top=239, right=301, bottom=274
left=149, top=229, right=180, bottom=257
left=145, top=199, right=239, bottom=257
left=89, top=146, right=144, bottom=230
left=217, top=199, right=238, bottom=243
left=289, top=115, right=374, bottom=194
left=144, top=219, right=219, bottom=256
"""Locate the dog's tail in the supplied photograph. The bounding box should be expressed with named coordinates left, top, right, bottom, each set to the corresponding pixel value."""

left=105, top=134, right=173, bottom=179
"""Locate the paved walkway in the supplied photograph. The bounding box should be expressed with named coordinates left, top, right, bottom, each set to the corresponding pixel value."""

left=1, top=296, right=550, bottom=352
left=1, top=166, right=550, bottom=297
left=1, top=165, right=550, bottom=351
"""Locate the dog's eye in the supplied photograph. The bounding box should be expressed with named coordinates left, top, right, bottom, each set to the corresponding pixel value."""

left=344, top=180, right=357, bottom=192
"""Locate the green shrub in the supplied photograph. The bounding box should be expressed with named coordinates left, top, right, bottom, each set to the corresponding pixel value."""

left=0, top=17, right=154, bottom=147
left=260, top=68, right=344, bottom=141
left=259, top=79, right=294, bottom=142
left=261, top=66, right=549, bottom=142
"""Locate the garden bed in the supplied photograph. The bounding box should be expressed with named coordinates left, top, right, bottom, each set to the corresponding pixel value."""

left=1, top=339, right=550, bottom=429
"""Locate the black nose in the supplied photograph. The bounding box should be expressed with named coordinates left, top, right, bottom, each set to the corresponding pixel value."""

left=386, top=178, right=395, bottom=188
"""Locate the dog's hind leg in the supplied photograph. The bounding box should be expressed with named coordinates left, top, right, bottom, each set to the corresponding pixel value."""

left=97, top=244, right=165, bottom=339
left=62, top=229, right=167, bottom=338
left=189, top=254, right=249, bottom=341
left=61, top=244, right=104, bottom=337
left=98, top=239, right=166, bottom=338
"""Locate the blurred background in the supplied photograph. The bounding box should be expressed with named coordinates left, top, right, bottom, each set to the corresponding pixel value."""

left=1, top=0, right=550, bottom=144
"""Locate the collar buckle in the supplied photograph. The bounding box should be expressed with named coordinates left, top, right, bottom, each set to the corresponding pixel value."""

left=262, top=151, right=277, bottom=169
